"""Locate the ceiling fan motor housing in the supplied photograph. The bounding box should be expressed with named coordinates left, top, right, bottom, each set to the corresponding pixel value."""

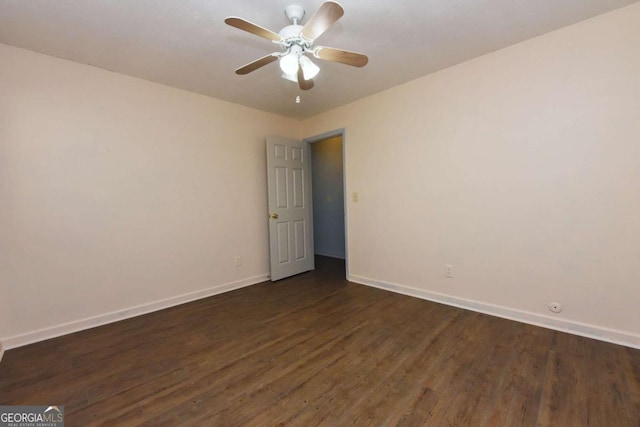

left=278, top=24, right=304, bottom=41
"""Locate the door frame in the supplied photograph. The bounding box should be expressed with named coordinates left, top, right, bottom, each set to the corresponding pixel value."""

left=304, top=128, right=349, bottom=280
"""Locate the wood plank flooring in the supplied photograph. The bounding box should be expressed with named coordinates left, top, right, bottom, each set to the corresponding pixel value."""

left=1, top=256, right=639, bottom=426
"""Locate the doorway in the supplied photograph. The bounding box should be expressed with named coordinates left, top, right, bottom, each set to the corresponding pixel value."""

left=306, top=130, right=348, bottom=278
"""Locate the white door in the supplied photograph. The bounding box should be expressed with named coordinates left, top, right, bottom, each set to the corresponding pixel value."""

left=266, top=136, right=314, bottom=281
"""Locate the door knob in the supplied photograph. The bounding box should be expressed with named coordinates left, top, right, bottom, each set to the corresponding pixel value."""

left=269, top=213, right=279, bottom=219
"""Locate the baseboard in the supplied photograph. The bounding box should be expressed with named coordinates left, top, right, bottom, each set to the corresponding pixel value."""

left=314, top=250, right=346, bottom=260
left=0, top=341, right=4, bottom=363
left=2, top=274, right=269, bottom=350
left=349, top=274, right=640, bottom=350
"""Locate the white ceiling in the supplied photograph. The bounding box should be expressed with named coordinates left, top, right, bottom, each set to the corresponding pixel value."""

left=0, top=0, right=637, bottom=119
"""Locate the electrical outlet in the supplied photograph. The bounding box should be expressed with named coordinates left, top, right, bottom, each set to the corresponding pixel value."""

left=444, top=264, right=454, bottom=278
left=548, top=302, right=563, bottom=313
left=235, top=256, right=242, bottom=267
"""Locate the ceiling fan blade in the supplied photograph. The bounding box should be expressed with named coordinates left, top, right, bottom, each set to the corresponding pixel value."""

left=235, top=54, right=279, bottom=75
left=313, top=46, right=368, bottom=67
left=298, top=65, right=314, bottom=90
left=225, top=17, right=282, bottom=42
left=301, top=1, right=344, bottom=41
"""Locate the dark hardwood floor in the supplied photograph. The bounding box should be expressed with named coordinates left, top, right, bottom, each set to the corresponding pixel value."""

left=1, top=256, right=639, bottom=426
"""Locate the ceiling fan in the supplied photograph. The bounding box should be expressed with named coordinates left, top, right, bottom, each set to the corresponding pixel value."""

left=225, top=1, right=368, bottom=91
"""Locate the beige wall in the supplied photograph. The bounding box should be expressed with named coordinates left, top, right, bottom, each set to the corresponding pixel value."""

left=302, top=4, right=640, bottom=344
left=0, top=43, right=299, bottom=344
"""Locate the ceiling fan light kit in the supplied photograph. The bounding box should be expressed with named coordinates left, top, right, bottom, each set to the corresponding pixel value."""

left=279, top=45, right=303, bottom=75
left=282, top=72, right=299, bottom=83
left=299, top=56, right=320, bottom=80
left=224, top=1, right=368, bottom=91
